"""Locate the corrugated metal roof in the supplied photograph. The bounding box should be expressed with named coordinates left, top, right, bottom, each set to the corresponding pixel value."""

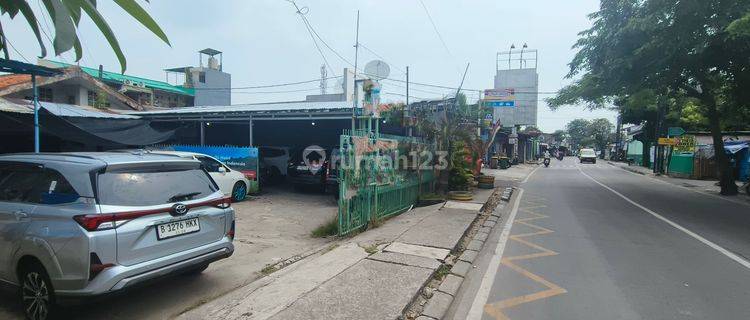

left=127, top=101, right=353, bottom=115
left=0, top=98, right=141, bottom=119
left=45, top=60, right=195, bottom=96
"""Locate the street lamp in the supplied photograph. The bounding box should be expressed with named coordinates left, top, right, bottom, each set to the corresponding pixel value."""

left=508, top=44, right=515, bottom=69
left=520, top=43, right=528, bottom=69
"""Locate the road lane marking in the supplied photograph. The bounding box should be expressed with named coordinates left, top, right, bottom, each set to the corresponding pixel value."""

left=579, top=168, right=750, bottom=270
left=605, top=162, right=750, bottom=208
left=522, top=166, right=540, bottom=184
left=467, top=188, right=524, bottom=320
left=484, top=201, right=567, bottom=319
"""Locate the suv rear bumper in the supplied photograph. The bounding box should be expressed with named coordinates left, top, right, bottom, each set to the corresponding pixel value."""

left=55, top=237, right=234, bottom=297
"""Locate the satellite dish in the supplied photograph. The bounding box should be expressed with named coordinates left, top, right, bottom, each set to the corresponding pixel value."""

left=363, top=60, right=390, bottom=80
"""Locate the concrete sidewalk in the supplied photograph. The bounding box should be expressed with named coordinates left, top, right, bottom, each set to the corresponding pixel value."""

left=178, top=187, right=498, bottom=320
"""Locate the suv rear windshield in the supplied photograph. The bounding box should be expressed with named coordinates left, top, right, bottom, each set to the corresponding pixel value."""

left=97, top=168, right=218, bottom=206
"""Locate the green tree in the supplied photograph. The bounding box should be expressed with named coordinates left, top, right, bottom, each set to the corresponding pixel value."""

left=565, top=118, right=591, bottom=149
left=550, top=130, right=566, bottom=144
left=588, top=118, right=614, bottom=153
left=547, top=0, right=750, bottom=195
left=0, top=0, right=170, bottom=72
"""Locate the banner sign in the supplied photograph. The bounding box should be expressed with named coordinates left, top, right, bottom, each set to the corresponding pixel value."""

left=156, top=145, right=260, bottom=192
left=658, top=137, right=677, bottom=146
left=483, top=88, right=516, bottom=107
left=674, top=135, right=696, bottom=153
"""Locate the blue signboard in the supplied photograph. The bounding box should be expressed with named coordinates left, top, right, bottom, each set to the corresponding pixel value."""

left=484, top=101, right=515, bottom=107
left=166, top=145, right=258, bottom=170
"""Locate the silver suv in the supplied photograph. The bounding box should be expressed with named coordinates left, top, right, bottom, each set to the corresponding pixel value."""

left=0, top=152, right=235, bottom=320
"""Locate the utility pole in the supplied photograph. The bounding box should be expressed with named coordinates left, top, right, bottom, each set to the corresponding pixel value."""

left=615, top=112, right=622, bottom=160
left=351, top=10, right=360, bottom=133
left=32, top=74, right=39, bottom=153
left=406, top=66, right=411, bottom=136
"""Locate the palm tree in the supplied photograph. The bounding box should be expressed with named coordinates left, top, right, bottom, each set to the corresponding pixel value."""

left=0, top=0, right=169, bottom=72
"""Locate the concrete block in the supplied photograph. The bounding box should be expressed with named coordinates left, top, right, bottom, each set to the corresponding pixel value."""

left=479, top=226, right=492, bottom=234
left=458, top=250, right=478, bottom=263
left=466, top=239, right=483, bottom=251
left=482, top=220, right=496, bottom=228
left=422, top=291, right=454, bottom=319
left=272, top=259, right=432, bottom=320
left=398, top=209, right=476, bottom=250
left=487, top=215, right=499, bottom=223
left=444, top=201, right=483, bottom=211
left=474, top=231, right=489, bottom=242
left=384, top=242, right=451, bottom=261
left=416, top=316, right=437, bottom=320
left=451, top=260, right=472, bottom=277
left=367, top=251, right=441, bottom=270
left=438, top=275, right=463, bottom=296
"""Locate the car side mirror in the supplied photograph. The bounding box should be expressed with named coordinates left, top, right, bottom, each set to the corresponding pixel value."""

left=218, top=166, right=227, bottom=174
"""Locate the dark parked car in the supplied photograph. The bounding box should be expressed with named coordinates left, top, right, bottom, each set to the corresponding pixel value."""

left=288, top=147, right=339, bottom=197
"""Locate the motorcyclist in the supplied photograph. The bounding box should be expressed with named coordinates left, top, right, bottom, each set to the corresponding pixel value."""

left=544, top=150, right=551, bottom=159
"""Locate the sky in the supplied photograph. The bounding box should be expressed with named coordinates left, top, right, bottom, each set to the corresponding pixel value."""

left=2, top=0, right=617, bottom=132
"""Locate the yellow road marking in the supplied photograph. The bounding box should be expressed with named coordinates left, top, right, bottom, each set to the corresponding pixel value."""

left=484, top=200, right=567, bottom=320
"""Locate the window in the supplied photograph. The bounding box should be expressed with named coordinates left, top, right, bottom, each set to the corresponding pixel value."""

left=0, top=163, right=43, bottom=203
left=197, top=156, right=226, bottom=172
left=87, top=90, right=110, bottom=108
left=87, top=90, right=96, bottom=107
left=38, top=87, right=53, bottom=102
left=97, top=168, right=217, bottom=206
left=199, top=72, right=206, bottom=83
left=27, top=169, right=80, bottom=205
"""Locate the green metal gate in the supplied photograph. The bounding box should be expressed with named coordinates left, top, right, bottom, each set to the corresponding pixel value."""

left=337, top=129, right=435, bottom=235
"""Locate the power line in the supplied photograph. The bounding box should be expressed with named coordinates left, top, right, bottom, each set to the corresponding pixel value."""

left=194, top=76, right=342, bottom=91
left=233, top=85, right=339, bottom=95
left=287, top=0, right=336, bottom=77
left=6, top=39, right=30, bottom=63
left=358, top=43, right=406, bottom=74
left=417, top=0, right=459, bottom=73
left=36, top=0, right=70, bottom=64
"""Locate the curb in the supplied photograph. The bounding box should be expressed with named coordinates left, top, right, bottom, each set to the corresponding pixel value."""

left=404, top=187, right=515, bottom=320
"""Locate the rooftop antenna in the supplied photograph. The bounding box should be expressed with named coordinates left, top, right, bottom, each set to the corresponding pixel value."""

left=320, top=64, right=327, bottom=95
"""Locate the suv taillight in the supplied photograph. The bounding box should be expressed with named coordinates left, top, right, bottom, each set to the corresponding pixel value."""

left=210, top=196, right=232, bottom=209
left=74, top=196, right=232, bottom=231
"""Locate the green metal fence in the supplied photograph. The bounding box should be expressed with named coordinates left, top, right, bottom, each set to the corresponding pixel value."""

left=337, top=130, right=436, bottom=235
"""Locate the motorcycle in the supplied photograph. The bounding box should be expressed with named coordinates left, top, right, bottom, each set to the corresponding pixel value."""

left=543, top=158, right=550, bottom=167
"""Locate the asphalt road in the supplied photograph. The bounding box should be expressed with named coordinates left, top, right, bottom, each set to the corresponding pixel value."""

left=455, top=157, right=750, bottom=320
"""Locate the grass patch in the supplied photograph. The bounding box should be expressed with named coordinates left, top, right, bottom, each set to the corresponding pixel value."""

left=260, top=264, right=278, bottom=275
left=363, top=244, right=378, bottom=255
left=311, top=216, right=339, bottom=238
left=434, top=264, right=451, bottom=281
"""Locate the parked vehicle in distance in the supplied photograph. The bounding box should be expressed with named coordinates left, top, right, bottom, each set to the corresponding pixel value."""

left=0, top=152, right=235, bottom=320
left=147, top=150, right=252, bottom=202
left=259, top=146, right=289, bottom=182
left=579, top=148, right=597, bottom=164
left=288, top=146, right=339, bottom=196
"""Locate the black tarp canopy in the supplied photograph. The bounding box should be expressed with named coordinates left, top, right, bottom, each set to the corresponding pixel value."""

left=0, top=100, right=177, bottom=151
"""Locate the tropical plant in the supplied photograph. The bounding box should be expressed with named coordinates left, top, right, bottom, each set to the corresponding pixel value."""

left=0, top=0, right=170, bottom=72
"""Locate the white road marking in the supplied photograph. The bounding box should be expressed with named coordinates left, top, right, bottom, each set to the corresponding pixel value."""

left=606, top=162, right=750, bottom=208
left=579, top=168, right=750, bottom=270
left=467, top=188, right=525, bottom=320
left=522, top=166, right=540, bottom=184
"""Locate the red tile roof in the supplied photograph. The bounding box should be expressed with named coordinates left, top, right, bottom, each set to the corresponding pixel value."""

left=0, top=74, right=32, bottom=89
